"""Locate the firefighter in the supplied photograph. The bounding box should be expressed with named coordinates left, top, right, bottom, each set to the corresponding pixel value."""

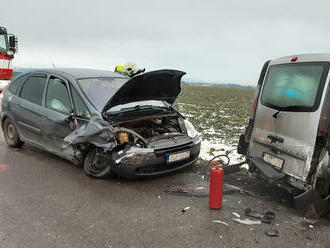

left=114, top=62, right=145, bottom=77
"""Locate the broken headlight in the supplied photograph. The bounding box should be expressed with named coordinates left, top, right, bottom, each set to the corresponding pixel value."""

left=184, top=120, right=198, bottom=138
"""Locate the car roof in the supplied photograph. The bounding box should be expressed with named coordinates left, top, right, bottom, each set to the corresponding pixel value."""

left=271, top=53, right=330, bottom=65
left=24, top=68, right=129, bottom=80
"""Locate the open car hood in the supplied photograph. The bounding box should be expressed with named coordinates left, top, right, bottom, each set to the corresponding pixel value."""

left=101, top=69, right=186, bottom=114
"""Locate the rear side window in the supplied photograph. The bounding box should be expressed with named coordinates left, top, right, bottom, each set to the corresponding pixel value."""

left=20, top=75, right=47, bottom=105
left=261, top=63, right=330, bottom=112
left=8, top=74, right=28, bottom=95
left=46, top=77, right=72, bottom=114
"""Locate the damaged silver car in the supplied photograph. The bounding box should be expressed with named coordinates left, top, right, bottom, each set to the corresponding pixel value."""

left=238, top=54, right=330, bottom=213
left=1, top=69, right=201, bottom=179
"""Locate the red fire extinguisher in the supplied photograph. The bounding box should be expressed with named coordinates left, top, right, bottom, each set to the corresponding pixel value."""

left=208, top=155, right=227, bottom=210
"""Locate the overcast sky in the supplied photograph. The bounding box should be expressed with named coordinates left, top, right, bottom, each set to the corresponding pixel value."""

left=1, top=0, right=330, bottom=85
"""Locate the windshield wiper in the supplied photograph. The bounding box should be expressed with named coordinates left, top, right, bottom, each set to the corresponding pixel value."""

left=281, top=105, right=311, bottom=111
left=272, top=110, right=281, bottom=119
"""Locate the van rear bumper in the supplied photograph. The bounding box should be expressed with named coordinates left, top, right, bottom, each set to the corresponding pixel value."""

left=249, top=157, right=286, bottom=180
left=249, top=157, right=304, bottom=194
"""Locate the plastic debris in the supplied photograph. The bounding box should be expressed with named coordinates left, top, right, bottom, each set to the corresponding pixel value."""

left=232, top=212, right=241, bottom=218
left=245, top=208, right=275, bottom=224
left=240, top=163, right=249, bottom=172
left=165, top=186, right=208, bottom=197
left=212, top=220, right=229, bottom=226
left=265, top=230, right=279, bottom=237
left=232, top=218, right=262, bottom=225
left=303, top=217, right=317, bottom=225
left=180, top=207, right=190, bottom=214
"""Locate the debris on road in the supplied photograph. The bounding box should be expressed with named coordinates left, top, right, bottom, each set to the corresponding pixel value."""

left=232, top=212, right=241, bottom=218
left=245, top=208, right=275, bottom=224
left=223, top=183, right=252, bottom=195
left=165, top=190, right=209, bottom=197
left=180, top=207, right=190, bottom=214
left=232, top=218, right=262, bottom=225
left=294, top=189, right=330, bottom=218
left=265, top=230, right=279, bottom=237
left=303, top=217, right=317, bottom=225
left=165, top=185, right=208, bottom=197
left=212, top=220, right=229, bottom=226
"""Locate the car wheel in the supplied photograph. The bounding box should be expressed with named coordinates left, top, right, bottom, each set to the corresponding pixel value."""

left=3, top=118, right=24, bottom=148
left=84, top=147, right=115, bottom=179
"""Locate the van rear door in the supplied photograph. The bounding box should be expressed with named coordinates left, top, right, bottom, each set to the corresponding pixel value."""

left=249, top=62, right=330, bottom=182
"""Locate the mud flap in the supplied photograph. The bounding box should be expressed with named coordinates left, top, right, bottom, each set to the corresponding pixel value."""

left=237, top=134, right=248, bottom=155
left=294, top=189, right=330, bottom=217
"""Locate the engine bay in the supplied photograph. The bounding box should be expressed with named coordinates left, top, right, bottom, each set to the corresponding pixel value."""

left=113, top=116, right=184, bottom=147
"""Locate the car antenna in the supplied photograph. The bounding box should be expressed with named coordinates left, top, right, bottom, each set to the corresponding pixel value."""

left=48, top=56, right=56, bottom=69
left=272, top=110, right=281, bottom=119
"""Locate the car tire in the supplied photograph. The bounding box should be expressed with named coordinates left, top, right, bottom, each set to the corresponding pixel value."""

left=84, top=147, right=115, bottom=179
left=3, top=118, right=24, bottom=148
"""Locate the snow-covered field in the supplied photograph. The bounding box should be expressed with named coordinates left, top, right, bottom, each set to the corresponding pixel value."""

left=199, top=138, right=244, bottom=164
left=176, top=85, right=254, bottom=165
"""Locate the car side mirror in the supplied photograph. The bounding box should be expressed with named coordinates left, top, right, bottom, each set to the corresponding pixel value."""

left=65, top=112, right=75, bottom=124
left=65, top=112, right=79, bottom=130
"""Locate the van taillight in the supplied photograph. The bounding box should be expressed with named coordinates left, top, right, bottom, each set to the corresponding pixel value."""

left=251, top=85, right=261, bottom=118
left=318, top=111, right=330, bottom=136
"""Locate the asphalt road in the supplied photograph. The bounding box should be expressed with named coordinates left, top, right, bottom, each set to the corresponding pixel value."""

left=0, top=132, right=330, bottom=248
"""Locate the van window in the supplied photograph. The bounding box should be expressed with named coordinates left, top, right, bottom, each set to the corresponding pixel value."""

left=261, top=63, right=329, bottom=112
left=20, top=75, right=47, bottom=105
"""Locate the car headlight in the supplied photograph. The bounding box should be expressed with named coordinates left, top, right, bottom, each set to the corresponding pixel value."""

left=184, top=119, right=198, bottom=138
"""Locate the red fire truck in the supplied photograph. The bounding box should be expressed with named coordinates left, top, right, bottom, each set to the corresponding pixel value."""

left=0, top=26, right=18, bottom=92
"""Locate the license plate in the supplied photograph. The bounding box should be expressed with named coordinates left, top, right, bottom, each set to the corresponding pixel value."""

left=166, top=151, right=190, bottom=163
left=263, top=152, right=284, bottom=169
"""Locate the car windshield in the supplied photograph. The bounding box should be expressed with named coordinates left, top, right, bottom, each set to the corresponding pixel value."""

left=108, top=100, right=169, bottom=113
left=0, top=34, right=7, bottom=53
left=260, top=62, right=329, bottom=112
left=78, top=77, right=128, bottom=111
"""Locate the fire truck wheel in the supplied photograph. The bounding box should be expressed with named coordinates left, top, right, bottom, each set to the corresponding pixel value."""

left=3, top=118, right=24, bottom=148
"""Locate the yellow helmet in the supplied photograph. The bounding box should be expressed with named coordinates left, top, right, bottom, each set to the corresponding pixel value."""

left=114, top=65, right=124, bottom=73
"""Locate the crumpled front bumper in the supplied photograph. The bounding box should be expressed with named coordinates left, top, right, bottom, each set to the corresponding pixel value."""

left=111, top=139, right=201, bottom=179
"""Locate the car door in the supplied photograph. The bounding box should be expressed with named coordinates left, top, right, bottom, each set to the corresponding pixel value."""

left=16, top=73, right=47, bottom=146
left=40, top=75, right=78, bottom=154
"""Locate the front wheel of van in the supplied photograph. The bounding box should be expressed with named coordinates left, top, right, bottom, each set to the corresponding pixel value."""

left=84, top=147, right=115, bottom=179
left=3, top=118, right=24, bottom=148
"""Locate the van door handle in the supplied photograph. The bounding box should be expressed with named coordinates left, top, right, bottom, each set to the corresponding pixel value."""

left=267, top=135, right=284, bottom=143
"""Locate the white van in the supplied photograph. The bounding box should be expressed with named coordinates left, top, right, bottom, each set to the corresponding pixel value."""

left=238, top=54, right=330, bottom=213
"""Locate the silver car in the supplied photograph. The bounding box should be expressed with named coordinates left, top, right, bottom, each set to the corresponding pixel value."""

left=238, top=54, right=330, bottom=213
